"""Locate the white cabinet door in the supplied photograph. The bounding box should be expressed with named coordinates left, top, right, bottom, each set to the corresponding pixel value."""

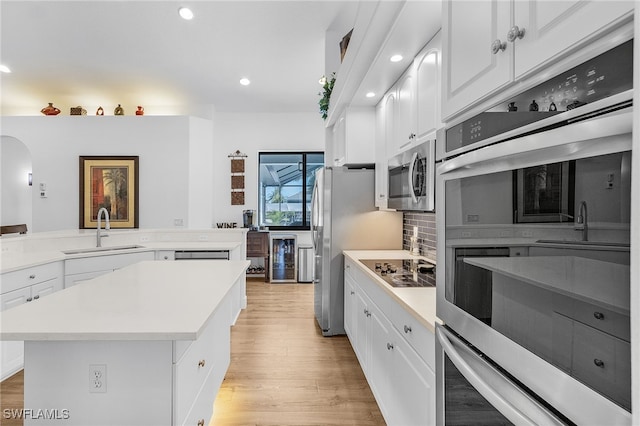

left=375, top=90, right=396, bottom=210
left=354, top=290, right=370, bottom=371
left=0, top=286, right=32, bottom=310
left=387, top=328, right=436, bottom=426
left=441, top=0, right=512, bottom=120
left=513, top=0, right=634, bottom=79
left=367, top=300, right=392, bottom=416
left=332, top=113, right=346, bottom=166
left=394, top=70, right=417, bottom=155
left=31, top=277, right=63, bottom=300
left=344, top=271, right=357, bottom=338
left=415, top=33, right=441, bottom=142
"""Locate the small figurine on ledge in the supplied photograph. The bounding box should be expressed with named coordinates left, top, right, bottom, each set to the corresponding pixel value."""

left=114, top=104, right=124, bottom=115
left=96, top=106, right=104, bottom=116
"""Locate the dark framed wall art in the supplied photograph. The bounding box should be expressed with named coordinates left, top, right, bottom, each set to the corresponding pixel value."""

left=79, top=156, right=139, bottom=229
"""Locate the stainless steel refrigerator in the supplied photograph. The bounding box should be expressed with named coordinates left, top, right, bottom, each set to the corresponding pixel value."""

left=311, top=167, right=402, bottom=336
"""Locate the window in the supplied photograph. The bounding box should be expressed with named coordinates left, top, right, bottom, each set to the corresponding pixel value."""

left=258, top=152, right=324, bottom=230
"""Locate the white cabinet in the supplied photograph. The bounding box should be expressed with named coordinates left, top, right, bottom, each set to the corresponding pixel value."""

left=331, top=107, right=376, bottom=166
left=64, top=251, right=155, bottom=288
left=374, top=92, right=396, bottom=209
left=385, top=32, right=442, bottom=158
left=344, top=257, right=436, bottom=425
left=0, top=261, right=63, bottom=380
left=441, top=0, right=633, bottom=121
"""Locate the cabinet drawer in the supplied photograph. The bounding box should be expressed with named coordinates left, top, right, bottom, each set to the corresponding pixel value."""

left=555, top=298, right=629, bottom=342
left=65, top=251, right=154, bottom=275
left=155, top=250, right=175, bottom=261
left=1, top=262, right=62, bottom=294
left=179, top=363, right=218, bottom=426
left=572, top=322, right=631, bottom=410
left=389, top=301, right=435, bottom=368
left=174, top=303, right=230, bottom=424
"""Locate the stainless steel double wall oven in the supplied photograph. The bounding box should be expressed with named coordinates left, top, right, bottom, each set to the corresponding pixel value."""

left=436, top=37, right=633, bottom=425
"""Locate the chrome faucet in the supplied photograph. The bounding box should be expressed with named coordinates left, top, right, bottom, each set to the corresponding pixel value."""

left=96, top=207, right=110, bottom=247
left=575, top=201, right=588, bottom=241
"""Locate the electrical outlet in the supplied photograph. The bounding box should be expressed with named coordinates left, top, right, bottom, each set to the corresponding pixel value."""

left=198, top=234, right=208, bottom=241
left=140, top=236, right=150, bottom=242
left=522, top=230, right=533, bottom=237
left=461, top=231, right=472, bottom=238
left=89, top=364, right=107, bottom=393
left=174, top=218, right=184, bottom=227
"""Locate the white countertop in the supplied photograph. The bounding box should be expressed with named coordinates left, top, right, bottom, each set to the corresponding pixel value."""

left=0, top=241, right=242, bottom=273
left=465, top=256, right=630, bottom=315
left=343, top=250, right=439, bottom=333
left=0, top=260, right=250, bottom=341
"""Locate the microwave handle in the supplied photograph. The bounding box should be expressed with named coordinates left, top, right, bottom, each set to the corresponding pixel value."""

left=436, top=326, right=564, bottom=426
left=408, top=152, right=419, bottom=204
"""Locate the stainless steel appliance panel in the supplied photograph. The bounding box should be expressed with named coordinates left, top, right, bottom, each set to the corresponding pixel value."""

left=311, top=167, right=402, bottom=336
left=297, top=245, right=313, bottom=283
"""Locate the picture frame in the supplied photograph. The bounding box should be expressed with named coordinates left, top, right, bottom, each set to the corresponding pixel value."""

left=513, top=161, right=575, bottom=223
left=79, top=156, right=139, bottom=229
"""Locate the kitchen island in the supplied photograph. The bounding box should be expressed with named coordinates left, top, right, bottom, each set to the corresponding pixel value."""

left=0, top=260, right=249, bottom=426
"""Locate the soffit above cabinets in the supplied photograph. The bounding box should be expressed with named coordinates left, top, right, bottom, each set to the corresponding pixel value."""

left=325, top=1, right=442, bottom=127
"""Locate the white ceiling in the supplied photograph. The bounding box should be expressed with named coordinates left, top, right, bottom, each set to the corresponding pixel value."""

left=0, top=0, right=359, bottom=116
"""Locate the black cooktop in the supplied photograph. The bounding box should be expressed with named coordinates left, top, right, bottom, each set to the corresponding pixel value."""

left=359, top=259, right=435, bottom=288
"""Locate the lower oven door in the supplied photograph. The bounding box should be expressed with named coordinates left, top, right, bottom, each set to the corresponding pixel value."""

left=435, top=325, right=569, bottom=426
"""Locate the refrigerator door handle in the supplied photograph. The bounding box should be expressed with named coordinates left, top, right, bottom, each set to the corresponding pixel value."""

left=437, top=327, right=564, bottom=426
left=310, top=181, right=318, bottom=252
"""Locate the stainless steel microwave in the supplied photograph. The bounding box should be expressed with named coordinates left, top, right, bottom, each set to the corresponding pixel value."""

left=387, top=140, right=435, bottom=211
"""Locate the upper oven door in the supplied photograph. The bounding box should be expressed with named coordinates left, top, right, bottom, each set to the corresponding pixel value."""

left=436, top=106, right=633, bottom=425
left=388, top=140, right=435, bottom=211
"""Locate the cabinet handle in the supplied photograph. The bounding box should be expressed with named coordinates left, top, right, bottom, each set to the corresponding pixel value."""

left=403, top=325, right=412, bottom=334
left=507, top=25, right=526, bottom=42
left=350, top=291, right=355, bottom=295
left=29, top=274, right=36, bottom=279
left=491, top=39, right=506, bottom=54
left=163, top=256, right=169, bottom=260
left=198, top=359, right=206, bottom=368
left=197, top=420, right=205, bottom=426
left=26, top=297, right=33, bottom=302
left=593, top=312, right=605, bottom=320
left=387, top=343, right=394, bottom=351
left=33, top=295, right=40, bottom=300
left=363, top=309, right=371, bottom=317
left=593, top=359, right=605, bottom=368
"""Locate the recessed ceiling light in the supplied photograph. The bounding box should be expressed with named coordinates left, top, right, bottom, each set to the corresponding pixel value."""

left=0, top=65, right=11, bottom=73
left=240, top=78, right=251, bottom=86
left=390, top=54, right=403, bottom=63
left=178, top=7, right=194, bottom=20
left=365, top=92, right=375, bottom=98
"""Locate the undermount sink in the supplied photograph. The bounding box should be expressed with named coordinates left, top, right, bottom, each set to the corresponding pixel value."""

left=535, top=240, right=630, bottom=248
left=62, top=245, right=145, bottom=255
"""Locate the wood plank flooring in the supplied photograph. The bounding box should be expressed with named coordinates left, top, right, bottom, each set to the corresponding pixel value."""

left=0, top=278, right=384, bottom=426
left=212, top=278, right=385, bottom=425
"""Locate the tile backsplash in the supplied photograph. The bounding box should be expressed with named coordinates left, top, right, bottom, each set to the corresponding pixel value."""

left=403, top=212, right=436, bottom=257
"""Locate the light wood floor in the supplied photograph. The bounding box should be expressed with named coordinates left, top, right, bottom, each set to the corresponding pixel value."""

left=0, top=279, right=384, bottom=426
left=212, top=278, right=385, bottom=425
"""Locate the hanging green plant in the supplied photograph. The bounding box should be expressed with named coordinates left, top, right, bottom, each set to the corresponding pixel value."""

left=318, top=72, right=336, bottom=120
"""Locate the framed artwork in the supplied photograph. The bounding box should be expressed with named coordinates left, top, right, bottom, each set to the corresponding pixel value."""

left=513, top=160, right=575, bottom=223
left=79, top=156, right=139, bottom=229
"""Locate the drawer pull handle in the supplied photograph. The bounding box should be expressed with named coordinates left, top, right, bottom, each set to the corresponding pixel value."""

left=594, top=359, right=605, bottom=368
left=197, top=420, right=205, bottom=426
left=26, top=297, right=33, bottom=302
left=198, top=359, right=206, bottom=368
left=404, top=325, right=412, bottom=334
left=593, top=312, right=604, bottom=320
left=33, top=295, right=40, bottom=300
left=387, top=343, right=394, bottom=351
left=350, top=291, right=355, bottom=295
left=29, top=274, right=36, bottom=279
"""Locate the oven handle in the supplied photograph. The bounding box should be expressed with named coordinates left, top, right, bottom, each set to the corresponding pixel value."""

left=436, top=326, right=565, bottom=426
left=408, top=152, right=419, bottom=203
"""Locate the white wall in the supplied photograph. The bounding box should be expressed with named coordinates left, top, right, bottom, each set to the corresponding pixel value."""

left=211, top=112, right=325, bottom=225
left=1, top=116, right=212, bottom=232
left=1, top=136, right=33, bottom=230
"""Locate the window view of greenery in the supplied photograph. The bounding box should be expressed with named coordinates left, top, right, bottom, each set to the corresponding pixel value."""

left=258, top=152, right=324, bottom=229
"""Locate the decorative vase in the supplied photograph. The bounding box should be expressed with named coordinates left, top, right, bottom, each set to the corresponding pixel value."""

left=135, top=106, right=144, bottom=116
left=96, top=106, right=104, bottom=116
left=508, top=102, right=518, bottom=112
left=41, top=102, right=61, bottom=116
left=114, top=104, right=124, bottom=115
left=70, top=106, right=87, bottom=116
